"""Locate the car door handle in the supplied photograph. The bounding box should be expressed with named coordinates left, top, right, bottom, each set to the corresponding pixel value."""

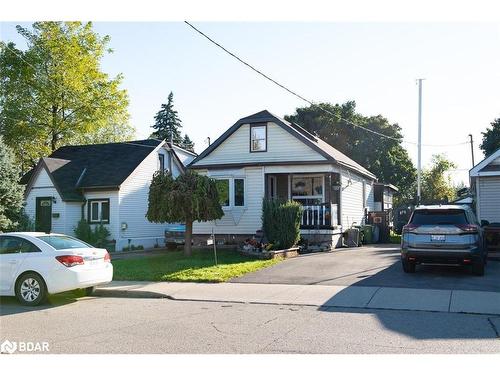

left=8, top=260, right=18, bottom=264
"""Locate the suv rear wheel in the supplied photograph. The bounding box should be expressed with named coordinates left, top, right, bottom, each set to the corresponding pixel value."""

left=402, top=258, right=416, bottom=273
left=472, top=259, right=485, bottom=276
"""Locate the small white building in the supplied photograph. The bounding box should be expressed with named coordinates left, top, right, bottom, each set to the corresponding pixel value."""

left=470, top=147, right=500, bottom=224
left=21, top=139, right=195, bottom=250
left=188, top=110, right=377, bottom=248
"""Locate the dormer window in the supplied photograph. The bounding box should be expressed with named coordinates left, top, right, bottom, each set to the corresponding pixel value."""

left=250, top=124, right=267, bottom=152
left=159, top=153, right=165, bottom=172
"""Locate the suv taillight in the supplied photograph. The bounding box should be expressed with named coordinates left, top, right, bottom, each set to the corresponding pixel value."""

left=56, top=255, right=84, bottom=267
left=402, top=224, right=420, bottom=233
left=455, top=224, right=479, bottom=233
left=104, top=251, right=111, bottom=262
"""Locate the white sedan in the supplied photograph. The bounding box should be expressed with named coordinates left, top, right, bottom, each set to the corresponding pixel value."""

left=0, top=232, right=113, bottom=305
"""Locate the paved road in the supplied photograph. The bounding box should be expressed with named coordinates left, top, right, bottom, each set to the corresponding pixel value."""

left=1, top=294, right=499, bottom=354
left=232, top=244, right=500, bottom=292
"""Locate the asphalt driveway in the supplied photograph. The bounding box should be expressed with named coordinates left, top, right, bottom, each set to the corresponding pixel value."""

left=231, top=244, right=500, bottom=292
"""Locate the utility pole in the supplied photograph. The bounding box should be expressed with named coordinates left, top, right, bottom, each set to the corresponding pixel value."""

left=417, top=78, right=425, bottom=206
left=469, top=134, right=475, bottom=167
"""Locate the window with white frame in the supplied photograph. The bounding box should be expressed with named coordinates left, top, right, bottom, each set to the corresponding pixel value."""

left=214, top=178, right=245, bottom=208
left=88, top=199, right=110, bottom=224
left=234, top=178, right=245, bottom=206
left=250, top=124, right=267, bottom=152
left=159, top=153, right=165, bottom=172
left=291, top=175, right=324, bottom=205
left=215, top=179, right=230, bottom=207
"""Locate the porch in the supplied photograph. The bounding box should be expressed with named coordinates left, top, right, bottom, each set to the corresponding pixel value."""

left=264, top=172, right=341, bottom=230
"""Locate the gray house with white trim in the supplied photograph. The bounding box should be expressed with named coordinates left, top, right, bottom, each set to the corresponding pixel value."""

left=21, top=139, right=195, bottom=250
left=188, top=110, right=377, bottom=248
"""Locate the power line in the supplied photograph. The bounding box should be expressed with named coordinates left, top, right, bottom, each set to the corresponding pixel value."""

left=184, top=21, right=471, bottom=149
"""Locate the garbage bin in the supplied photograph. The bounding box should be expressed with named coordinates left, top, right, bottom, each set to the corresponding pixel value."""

left=345, top=227, right=361, bottom=247
left=362, top=225, right=373, bottom=244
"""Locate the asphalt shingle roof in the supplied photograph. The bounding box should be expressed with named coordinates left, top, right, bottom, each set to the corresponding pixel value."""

left=24, top=139, right=163, bottom=201
left=190, top=110, right=376, bottom=179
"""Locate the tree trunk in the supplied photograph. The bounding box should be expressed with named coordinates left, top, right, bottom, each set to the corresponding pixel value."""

left=51, top=105, right=58, bottom=151
left=184, top=221, right=193, bottom=257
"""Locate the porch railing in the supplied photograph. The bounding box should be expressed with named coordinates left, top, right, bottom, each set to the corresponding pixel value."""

left=300, top=203, right=338, bottom=228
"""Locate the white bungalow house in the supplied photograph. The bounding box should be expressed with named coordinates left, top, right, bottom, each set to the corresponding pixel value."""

left=470, top=147, right=500, bottom=224
left=188, top=110, right=377, bottom=248
left=21, top=139, right=196, bottom=250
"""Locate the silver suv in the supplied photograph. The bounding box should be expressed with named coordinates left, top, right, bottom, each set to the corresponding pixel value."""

left=401, top=205, right=487, bottom=276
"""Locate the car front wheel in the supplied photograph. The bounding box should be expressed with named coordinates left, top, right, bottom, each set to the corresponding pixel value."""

left=15, top=272, right=47, bottom=306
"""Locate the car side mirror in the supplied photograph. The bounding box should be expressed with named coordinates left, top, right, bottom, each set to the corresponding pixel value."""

left=481, top=220, right=490, bottom=227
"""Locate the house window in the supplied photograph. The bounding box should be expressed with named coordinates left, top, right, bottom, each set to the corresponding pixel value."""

left=214, top=178, right=245, bottom=208
left=88, top=199, right=110, bottom=224
left=291, top=175, right=324, bottom=205
left=159, top=154, right=165, bottom=172
left=215, top=179, right=230, bottom=207
left=234, top=179, right=245, bottom=206
left=250, top=124, right=267, bottom=152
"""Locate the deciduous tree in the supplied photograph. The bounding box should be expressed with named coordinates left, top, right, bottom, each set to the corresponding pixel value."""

left=285, top=102, right=417, bottom=204
left=421, top=154, right=457, bottom=203
left=0, top=136, right=25, bottom=232
left=0, top=22, right=132, bottom=170
left=480, top=118, right=500, bottom=157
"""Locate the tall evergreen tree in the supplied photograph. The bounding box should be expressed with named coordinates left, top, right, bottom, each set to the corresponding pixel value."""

left=181, top=134, right=195, bottom=152
left=480, top=118, right=500, bottom=158
left=151, top=92, right=183, bottom=143
left=0, top=136, right=25, bottom=232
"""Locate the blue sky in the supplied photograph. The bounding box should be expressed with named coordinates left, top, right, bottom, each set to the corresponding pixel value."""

left=2, top=22, right=500, bottom=185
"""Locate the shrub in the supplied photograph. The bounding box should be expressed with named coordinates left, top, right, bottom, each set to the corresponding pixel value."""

left=74, top=219, right=110, bottom=248
left=10, top=209, right=34, bottom=232
left=262, top=199, right=302, bottom=250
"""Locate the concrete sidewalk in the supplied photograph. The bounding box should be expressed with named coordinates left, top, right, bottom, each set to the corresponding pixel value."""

left=96, top=281, right=500, bottom=316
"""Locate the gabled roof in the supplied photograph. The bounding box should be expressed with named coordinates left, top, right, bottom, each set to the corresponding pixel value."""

left=189, top=110, right=376, bottom=179
left=374, top=182, right=399, bottom=192
left=470, top=147, right=500, bottom=177
left=22, top=139, right=184, bottom=201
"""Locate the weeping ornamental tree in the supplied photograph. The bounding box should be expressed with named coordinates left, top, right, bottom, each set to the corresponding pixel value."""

left=146, top=170, right=224, bottom=256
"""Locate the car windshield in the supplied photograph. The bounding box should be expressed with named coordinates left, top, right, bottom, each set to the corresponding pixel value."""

left=410, top=209, right=468, bottom=225
left=37, top=235, right=92, bottom=250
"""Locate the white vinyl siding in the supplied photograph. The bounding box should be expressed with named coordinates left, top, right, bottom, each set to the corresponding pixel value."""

left=24, top=168, right=66, bottom=234
left=193, top=122, right=327, bottom=166
left=84, top=191, right=120, bottom=242
left=64, top=203, right=82, bottom=235
left=478, top=176, right=500, bottom=223
left=117, top=146, right=183, bottom=250
left=340, top=170, right=367, bottom=227
left=193, top=167, right=264, bottom=234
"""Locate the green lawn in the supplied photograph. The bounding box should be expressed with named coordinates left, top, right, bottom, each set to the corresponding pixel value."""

left=112, top=249, right=282, bottom=282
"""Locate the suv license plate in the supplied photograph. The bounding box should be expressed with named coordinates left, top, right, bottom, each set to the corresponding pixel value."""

left=431, top=234, right=445, bottom=242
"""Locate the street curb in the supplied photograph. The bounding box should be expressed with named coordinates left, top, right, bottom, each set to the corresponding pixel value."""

left=95, top=282, right=500, bottom=316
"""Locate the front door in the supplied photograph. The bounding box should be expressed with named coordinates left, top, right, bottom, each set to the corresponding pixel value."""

left=35, top=197, right=52, bottom=233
